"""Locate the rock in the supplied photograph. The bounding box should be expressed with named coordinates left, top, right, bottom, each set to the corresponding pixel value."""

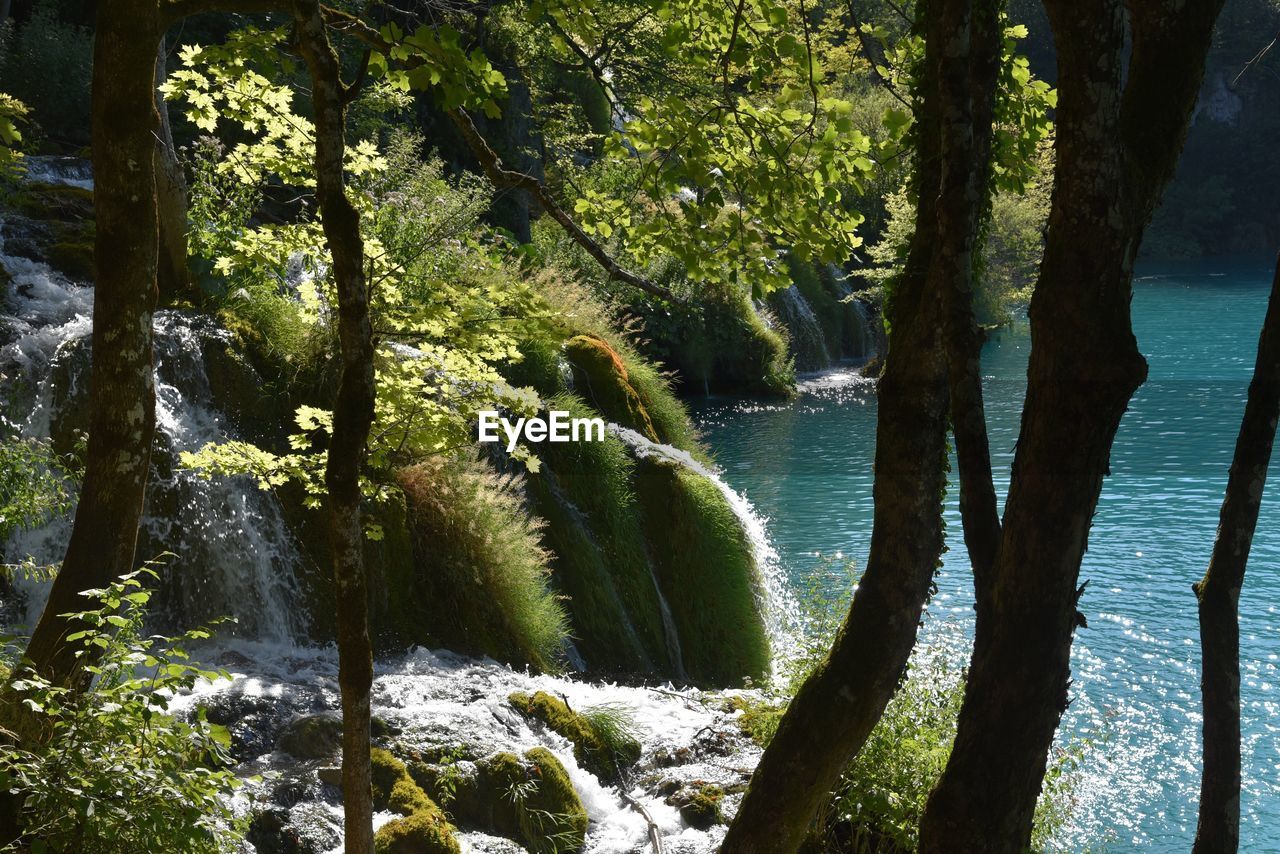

left=666, top=781, right=725, bottom=830
left=277, top=713, right=343, bottom=760
left=247, top=807, right=301, bottom=854
left=478, top=749, right=587, bottom=854
left=507, top=690, right=641, bottom=783
left=316, top=766, right=343, bottom=787
left=563, top=334, right=660, bottom=441
left=375, top=809, right=461, bottom=854
left=370, top=748, right=461, bottom=854
left=411, top=747, right=587, bottom=854
left=45, top=241, right=94, bottom=281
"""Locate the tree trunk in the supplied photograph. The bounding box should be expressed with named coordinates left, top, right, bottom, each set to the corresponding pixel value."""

left=1192, top=255, right=1280, bottom=854
left=720, top=6, right=952, bottom=849
left=155, top=34, right=193, bottom=303
left=919, top=2, right=1225, bottom=849
left=292, top=3, right=377, bottom=852
left=21, top=0, right=162, bottom=690
left=934, top=0, right=1002, bottom=617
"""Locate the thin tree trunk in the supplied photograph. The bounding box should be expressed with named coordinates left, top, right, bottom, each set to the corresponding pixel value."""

left=292, top=3, right=377, bottom=852
left=919, top=1, right=1225, bottom=849
left=934, top=0, right=1002, bottom=617
left=21, top=0, right=162, bottom=690
left=155, top=34, right=193, bottom=303
left=720, top=5, right=952, bottom=849
left=1192, top=255, right=1280, bottom=854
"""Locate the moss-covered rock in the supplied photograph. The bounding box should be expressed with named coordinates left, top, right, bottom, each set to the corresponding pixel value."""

left=633, top=457, right=770, bottom=685
left=276, top=713, right=343, bottom=760
left=409, top=747, right=587, bottom=853
left=371, top=748, right=461, bottom=854
left=480, top=748, right=587, bottom=853
left=277, top=713, right=393, bottom=760
left=666, top=782, right=725, bottom=829
left=44, top=240, right=94, bottom=280
left=374, top=809, right=459, bottom=854
left=507, top=691, right=641, bottom=783
left=526, top=399, right=675, bottom=676
left=563, top=334, right=660, bottom=442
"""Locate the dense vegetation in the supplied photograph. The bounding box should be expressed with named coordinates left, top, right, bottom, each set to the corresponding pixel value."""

left=0, top=0, right=1275, bottom=851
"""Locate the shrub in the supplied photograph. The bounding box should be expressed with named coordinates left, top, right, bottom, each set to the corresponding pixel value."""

left=0, top=569, right=247, bottom=853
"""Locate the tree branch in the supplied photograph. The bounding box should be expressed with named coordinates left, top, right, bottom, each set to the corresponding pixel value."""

left=322, top=5, right=680, bottom=303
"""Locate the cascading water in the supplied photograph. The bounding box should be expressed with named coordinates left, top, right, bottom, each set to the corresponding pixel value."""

left=0, top=220, right=305, bottom=642
left=1, top=162, right=803, bottom=854
left=606, top=424, right=802, bottom=668
left=824, top=262, right=875, bottom=361
left=768, top=285, right=831, bottom=372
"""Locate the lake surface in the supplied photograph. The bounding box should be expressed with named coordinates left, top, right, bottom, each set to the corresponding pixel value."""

left=693, top=256, right=1280, bottom=852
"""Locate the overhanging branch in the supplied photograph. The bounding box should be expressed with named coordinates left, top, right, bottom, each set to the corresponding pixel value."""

left=322, top=5, right=679, bottom=303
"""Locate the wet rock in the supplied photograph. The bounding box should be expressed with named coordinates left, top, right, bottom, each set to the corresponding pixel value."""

left=665, top=781, right=725, bottom=830
left=409, top=746, right=587, bottom=854
left=247, top=805, right=334, bottom=854
left=507, top=690, right=641, bottom=783
left=371, top=748, right=461, bottom=853
left=316, top=766, right=343, bottom=787
left=198, top=691, right=293, bottom=761
left=277, top=713, right=344, bottom=760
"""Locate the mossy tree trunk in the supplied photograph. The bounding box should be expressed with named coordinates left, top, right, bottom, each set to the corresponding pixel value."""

left=1192, top=256, right=1280, bottom=854
left=21, top=0, right=163, bottom=690
left=720, top=3, right=952, bottom=848
left=292, top=3, right=377, bottom=851
left=918, top=1, right=1226, bottom=849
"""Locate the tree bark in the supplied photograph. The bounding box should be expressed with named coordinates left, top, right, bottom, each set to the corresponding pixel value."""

left=934, top=0, right=1002, bottom=617
left=1192, top=255, right=1280, bottom=854
left=292, top=3, right=377, bottom=852
left=720, top=5, right=952, bottom=849
left=155, top=34, right=194, bottom=303
left=21, top=0, right=163, bottom=690
left=919, top=2, right=1225, bottom=849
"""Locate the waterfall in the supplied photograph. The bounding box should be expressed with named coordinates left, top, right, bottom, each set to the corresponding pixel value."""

left=606, top=424, right=801, bottom=670
left=21, top=156, right=95, bottom=190
left=768, top=285, right=831, bottom=372
left=0, top=222, right=305, bottom=642
left=825, top=262, right=876, bottom=360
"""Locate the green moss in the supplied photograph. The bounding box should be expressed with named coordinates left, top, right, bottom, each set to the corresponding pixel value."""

left=397, top=457, right=568, bottom=671
left=563, top=334, right=660, bottom=441
left=478, top=748, right=588, bottom=853
left=633, top=458, right=770, bottom=685
left=44, top=241, right=94, bottom=281
left=11, top=182, right=94, bottom=222
left=668, top=782, right=724, bottom=829
left=507, top=691, right=640, bottom=783
left=527, top=396, right=674, bottom=675
left=374, top=808, right=461, bottom=854
left=370, top=748, right=461, bottom=854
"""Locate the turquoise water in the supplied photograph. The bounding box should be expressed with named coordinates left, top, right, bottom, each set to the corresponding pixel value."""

left=693, top=256, right=1280, bottom=852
